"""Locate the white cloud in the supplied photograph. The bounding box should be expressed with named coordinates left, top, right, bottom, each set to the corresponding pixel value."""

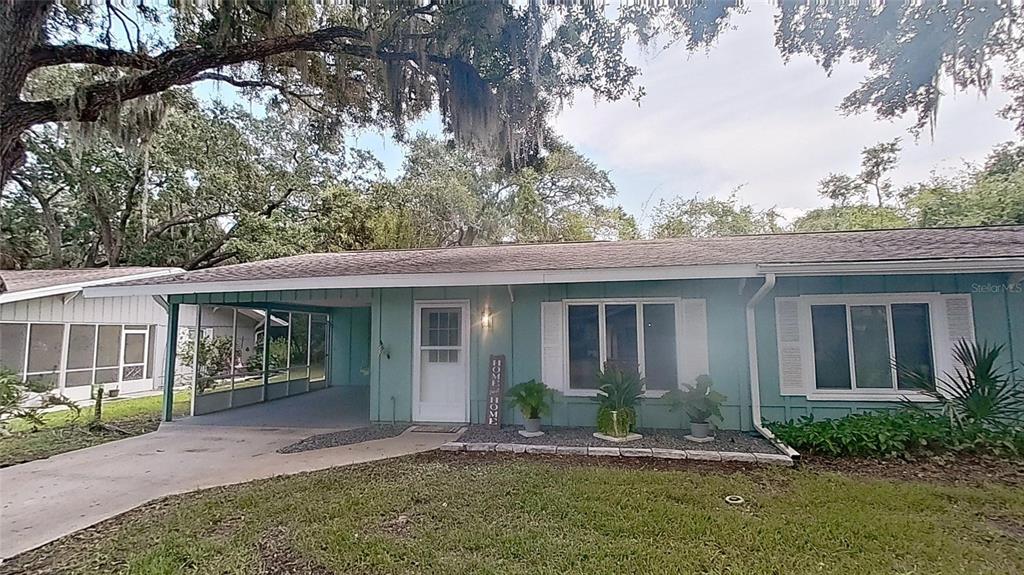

left=554, top=2, right=1017, bottom=217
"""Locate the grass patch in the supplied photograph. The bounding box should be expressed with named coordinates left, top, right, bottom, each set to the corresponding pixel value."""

left=0, top=391, right=190, bottom=467
left=4, top=454, right=1022, bottom=574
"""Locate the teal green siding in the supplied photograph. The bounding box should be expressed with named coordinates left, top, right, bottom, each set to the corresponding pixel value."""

left=370, top=272, right=1020, bottom=430
left=371, top=288, right=414, bottom=423
left=329, top=307, right=371, bottom=387
left=168, top=273, right=1021, bottom=430
left=755, top=273, right=1023, bottom=424
left=372, top=280, right=753, bottom=430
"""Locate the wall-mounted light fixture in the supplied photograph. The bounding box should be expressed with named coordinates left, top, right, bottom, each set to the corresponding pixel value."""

left=481, top=308, right=492, bottom=329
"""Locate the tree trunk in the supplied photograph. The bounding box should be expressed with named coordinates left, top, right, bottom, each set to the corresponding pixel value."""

left=0, top=0, right=54, bottom=185
left=83, top=180, right=120, bottom=266
left=33, top=192, right=63, bottom=268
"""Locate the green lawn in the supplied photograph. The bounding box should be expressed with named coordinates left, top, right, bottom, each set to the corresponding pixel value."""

left=4, top=455, right=1021, bottom=575
left=0, top=391, right=191, bottom=467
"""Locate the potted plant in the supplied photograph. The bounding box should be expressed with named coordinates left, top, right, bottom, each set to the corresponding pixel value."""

left=593, top=366, right=645, bottom=442
left=506, top=379, right=553, bottom=434
left=676, top=375, right=726, bottom=441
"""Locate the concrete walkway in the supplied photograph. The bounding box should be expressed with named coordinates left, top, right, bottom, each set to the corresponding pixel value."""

left=0, top=422, right=457, bottom=559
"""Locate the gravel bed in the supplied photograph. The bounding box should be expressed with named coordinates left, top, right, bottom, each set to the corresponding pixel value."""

left=278, top=424, right=409, bottom=454
left=458, top=425, right=779, bottom=454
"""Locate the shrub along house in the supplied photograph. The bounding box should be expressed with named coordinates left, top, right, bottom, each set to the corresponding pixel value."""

left=85, top=226, right=1024, bottom=442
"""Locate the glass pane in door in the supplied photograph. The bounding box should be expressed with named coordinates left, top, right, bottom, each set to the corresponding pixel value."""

left=422, top=308, right=461, bottom=349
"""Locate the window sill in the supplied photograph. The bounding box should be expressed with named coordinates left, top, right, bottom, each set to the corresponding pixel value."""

left=804, top=390, right=938, bottom=403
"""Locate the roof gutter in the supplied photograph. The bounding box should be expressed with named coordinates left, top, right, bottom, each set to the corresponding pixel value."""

left=758, top=257, right=1024, bottom=276
left=83, top=264, right=760, bottom=297
left=745, top=273, right=800, bottom=461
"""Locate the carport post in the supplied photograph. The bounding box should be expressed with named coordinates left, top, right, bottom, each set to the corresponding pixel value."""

left=162, top=302, right=179, bottom=422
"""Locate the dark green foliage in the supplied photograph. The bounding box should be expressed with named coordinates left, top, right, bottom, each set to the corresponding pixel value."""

left=769, top=411, right=1024, bottom=459
left=900, top=340, right=1024, bottom=430
left=179, top=334, right=236, bottom=387
left=775, top=342, right=1024, bottom=459
left=594, top=366, right=644, bottom=436
left=666, top=374, right=727, bottom=424
left=0, top=368, right=79, bottom=431
left=506, top=379, right=553, bottom=420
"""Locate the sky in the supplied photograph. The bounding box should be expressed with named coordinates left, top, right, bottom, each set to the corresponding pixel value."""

left=549, top=2, right=1018, bottom=227
left=198, top=2, right=1018, bottom=230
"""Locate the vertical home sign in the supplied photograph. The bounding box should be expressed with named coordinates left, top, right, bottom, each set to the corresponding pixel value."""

left=486, top=354, right=506, bottom=427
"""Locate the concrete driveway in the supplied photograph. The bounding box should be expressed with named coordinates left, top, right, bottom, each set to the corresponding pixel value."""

left=0, top=393, right=457, bottom=559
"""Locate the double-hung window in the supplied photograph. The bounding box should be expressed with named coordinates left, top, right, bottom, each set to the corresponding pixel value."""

left=809, top=300, right=936, bottom=394
left=565, top=300, right=680, bottom=394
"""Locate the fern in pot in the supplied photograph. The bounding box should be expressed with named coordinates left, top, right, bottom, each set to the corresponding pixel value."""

left=593, top=366, right=645, bottom=440
left=676, top=375, right=726, bottom=440
left=506, top=379, right=553, bottom=433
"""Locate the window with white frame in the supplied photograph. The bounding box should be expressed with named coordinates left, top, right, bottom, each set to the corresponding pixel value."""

left=0, top=322, right=154, bottom=389
left=564, top=300, right=680, bottom=392
left=809, top=302, right=936, bottom=392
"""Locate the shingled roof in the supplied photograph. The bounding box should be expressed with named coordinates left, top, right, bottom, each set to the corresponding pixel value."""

left=0, top=267, right=182, bottom=303
left=88, top=226, right=1024, bottom=295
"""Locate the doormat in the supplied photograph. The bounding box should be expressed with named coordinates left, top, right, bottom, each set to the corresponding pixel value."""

left=408, top=425, right=464, bottom=434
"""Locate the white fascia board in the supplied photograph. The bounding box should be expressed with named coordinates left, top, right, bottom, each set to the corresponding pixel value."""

left=83, top=263, right=761, bottom=297
left=758, top=258, right=1024, bottom=276
left=1, top=269, right=183, bottom=305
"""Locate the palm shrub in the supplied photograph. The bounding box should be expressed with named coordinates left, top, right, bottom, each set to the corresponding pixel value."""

left=899, top=340, right=1023, bottom=430
left=594, top=366, right=645, bottom=437
left=506, top=379, right=553, bottom=420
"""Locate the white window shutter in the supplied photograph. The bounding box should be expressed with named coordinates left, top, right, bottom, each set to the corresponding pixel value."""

left=679, top=298, right=710, bottom=386
left=775, top=297, right=806, bottom=395
left=540, top=301, right=565, bottom=391
left=943, top=295, right=976, bottom=373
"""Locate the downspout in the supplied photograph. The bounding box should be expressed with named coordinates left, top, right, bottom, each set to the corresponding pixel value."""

left=745, top=273, right=800, bottom=460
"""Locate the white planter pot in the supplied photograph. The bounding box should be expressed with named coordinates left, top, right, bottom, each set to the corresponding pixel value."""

left=524, top=418, right=542, bottom=433
left=690, top=421, right=712, bottom=439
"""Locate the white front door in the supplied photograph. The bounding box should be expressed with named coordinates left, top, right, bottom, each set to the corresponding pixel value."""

left=413, top=301, right=470, bottom=423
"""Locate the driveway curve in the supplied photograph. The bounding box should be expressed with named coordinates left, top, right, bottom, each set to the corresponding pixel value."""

left=0, top=422, right=457, bottom=559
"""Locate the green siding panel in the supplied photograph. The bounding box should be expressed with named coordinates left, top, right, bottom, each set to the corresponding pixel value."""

left=361, top=272, right=1018, bottom=430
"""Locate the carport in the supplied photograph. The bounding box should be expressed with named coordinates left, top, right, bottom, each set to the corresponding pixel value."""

left=173, top=385, right=369, bottom=429
left=78, top=274, right=378, bottom=426
left=157, top=289, right=373, bottom=425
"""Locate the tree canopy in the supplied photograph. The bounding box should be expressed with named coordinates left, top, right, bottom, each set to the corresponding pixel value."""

left=3, top=0, right=1024, bottom=184
left=1, top=93, right=635, bottom=269
left=4, top=1, right=1024, bottom=268
left=647, top=138, right=1024, bottom=240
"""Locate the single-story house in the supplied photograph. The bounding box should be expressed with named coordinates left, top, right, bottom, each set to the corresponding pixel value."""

left=0, top=267, right=181, bottom=401
left=85, top=226, right=1024, bottom=442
